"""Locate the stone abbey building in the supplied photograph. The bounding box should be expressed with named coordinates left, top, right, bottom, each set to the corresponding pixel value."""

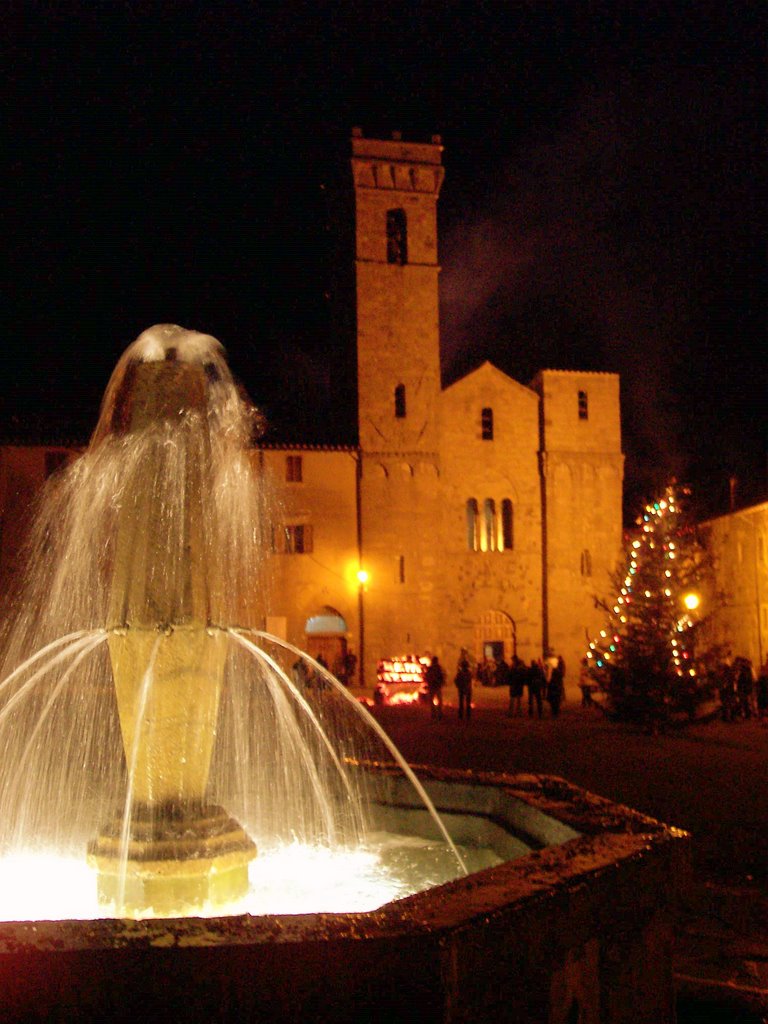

left=259, top=131, right=625, bottom=692
left=0, top=132, right=627, bottom=695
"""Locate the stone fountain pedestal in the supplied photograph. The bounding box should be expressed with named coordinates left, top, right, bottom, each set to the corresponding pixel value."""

left=0, top=768, right=690, bottom=1024
left=92, top=352, right=258, bottom=916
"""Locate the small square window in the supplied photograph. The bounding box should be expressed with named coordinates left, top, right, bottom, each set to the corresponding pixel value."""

left=286, top=455, right=303, bottom=482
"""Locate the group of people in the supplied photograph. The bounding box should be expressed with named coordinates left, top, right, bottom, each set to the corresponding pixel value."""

left=499, top=655, right=566, bottom=719
left=422, top=651, right=567, bottom=721
left=717, top=656, right=768, bottom=723
left=291, top=649, right=358, bottom=690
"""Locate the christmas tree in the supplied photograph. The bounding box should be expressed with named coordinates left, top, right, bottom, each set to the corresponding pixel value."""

left=587, top=482, right=712, bottom=727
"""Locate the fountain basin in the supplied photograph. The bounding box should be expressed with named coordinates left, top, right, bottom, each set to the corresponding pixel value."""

left=0, top=767, right=689, bottom=1024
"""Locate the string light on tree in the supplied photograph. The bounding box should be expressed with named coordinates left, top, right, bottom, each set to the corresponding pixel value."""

left=585, top=482, right=711, bottom=726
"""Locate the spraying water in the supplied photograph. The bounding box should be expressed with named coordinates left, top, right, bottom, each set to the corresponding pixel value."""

left=0, top=325, right=467, bottom=921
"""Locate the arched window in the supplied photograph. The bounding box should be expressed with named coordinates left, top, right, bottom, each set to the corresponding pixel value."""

left=481, top=407, right=494, bottom=440
left=394, top=383, right=406, bottom=418
left=466, top=499, right=480, bottom=551
left=484, top=499, right=497, bottom=552
left=387, top=208, right=408, bottom=265
left=501, top=499, right=514, bottom=550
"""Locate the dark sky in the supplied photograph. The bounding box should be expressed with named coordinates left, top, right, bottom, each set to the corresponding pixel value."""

left=2, top=1, right=765, bottom=520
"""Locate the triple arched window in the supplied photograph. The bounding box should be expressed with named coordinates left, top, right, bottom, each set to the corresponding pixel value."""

left=466, top=498, right=514, bottom=552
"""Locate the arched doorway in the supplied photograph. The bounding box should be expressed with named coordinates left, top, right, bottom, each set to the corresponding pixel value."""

left=475, top=610, right=517, bottom=664
left=304, top=606, right=348, bottom=675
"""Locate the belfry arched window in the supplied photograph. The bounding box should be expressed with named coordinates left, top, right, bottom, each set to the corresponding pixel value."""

left=501, top=499, right=514, bottom=550
left=394, top=383, right=406, bottom=418
left=387, top=208, right=408, bottom=265
left=484, top=499, right=497, bottom=552
left=466, top=499, right=480, bottom=551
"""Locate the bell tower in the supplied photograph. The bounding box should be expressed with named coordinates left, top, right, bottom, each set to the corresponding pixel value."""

left=351, top=129, right=445, bottom=672
left=351, top=129, right=444, bottom=454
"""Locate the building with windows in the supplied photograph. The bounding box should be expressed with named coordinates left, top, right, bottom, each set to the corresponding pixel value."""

left=0, top=131, right=627, bottom=696
left=699, top=501, right=768, bottom=674
left=260, top=131, right=625, bottom=692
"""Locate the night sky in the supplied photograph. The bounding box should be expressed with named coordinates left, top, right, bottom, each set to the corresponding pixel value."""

left=3, top=2, right=765, bottom=521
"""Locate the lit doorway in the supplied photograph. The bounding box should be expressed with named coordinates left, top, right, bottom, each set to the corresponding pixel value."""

left=304, top=606, right=348, bottom=675
left=475, top=610, right=517, bottom=663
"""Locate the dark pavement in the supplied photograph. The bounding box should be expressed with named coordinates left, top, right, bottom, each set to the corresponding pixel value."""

left=365, top=688, right=768, bottom=1018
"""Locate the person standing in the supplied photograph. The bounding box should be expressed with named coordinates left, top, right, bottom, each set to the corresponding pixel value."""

left=455, top=658, right=472, bottom=720
left=719, top=660, right=736, bottom=722
left=494, top=655, right=511, bottom=691
left=425, top=656, right=445, bottom=720
left=547, top=657, right=565, bottom=717
left=736, top=658, right=754, bottom=719
left=578, top=658, right=594, bottom=706
left=508, top=656, right=526, bottom=716
left=315, top=652, right=329, bottom=691
left=528, top=659, right=545, bottom=719
left=756, top=660, right=768, bottom=724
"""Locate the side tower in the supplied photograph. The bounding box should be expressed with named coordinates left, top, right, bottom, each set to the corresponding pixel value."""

left=532, top=371, right=624, bottom=693
left=351, top=130, right=445, bottom=677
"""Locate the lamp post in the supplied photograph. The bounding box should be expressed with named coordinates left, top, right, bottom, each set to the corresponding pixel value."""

left=356, top=568, right=369, bottom=689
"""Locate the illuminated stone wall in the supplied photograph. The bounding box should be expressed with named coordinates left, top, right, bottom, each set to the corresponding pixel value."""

left=532, top=370, right=625, bottom=692
left=257, top=447, right=360, bottom=662
left=700, top=502, right=768, bottom=672
left=438, top=363, right=544, bottom=670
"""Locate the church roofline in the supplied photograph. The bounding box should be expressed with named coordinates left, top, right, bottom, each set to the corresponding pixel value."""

left=530, top=368, right=620, bottom=379
left=701, top=499, right=768, bottom=528
left=443, top=360, right=538, bottom=399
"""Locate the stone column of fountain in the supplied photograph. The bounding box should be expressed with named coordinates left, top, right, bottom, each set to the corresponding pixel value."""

left=87, top=346, right=256, bottom=916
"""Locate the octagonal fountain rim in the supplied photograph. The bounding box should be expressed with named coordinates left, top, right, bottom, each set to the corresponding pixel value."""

left=0, top=767, right=689, bottom=952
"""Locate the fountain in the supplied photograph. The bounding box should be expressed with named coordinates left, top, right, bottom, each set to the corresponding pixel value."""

left=0, top=326, right=689, bottom=1022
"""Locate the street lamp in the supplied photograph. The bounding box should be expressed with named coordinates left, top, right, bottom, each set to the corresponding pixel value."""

left=356, top=568, right=369, bottom=688
left=683, top=592, right=700, bottom=611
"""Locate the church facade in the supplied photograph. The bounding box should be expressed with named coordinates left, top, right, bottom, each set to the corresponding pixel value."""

left=261, top=131, right=625, bottom=694
left=0, top=131, right=627, bottom=697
